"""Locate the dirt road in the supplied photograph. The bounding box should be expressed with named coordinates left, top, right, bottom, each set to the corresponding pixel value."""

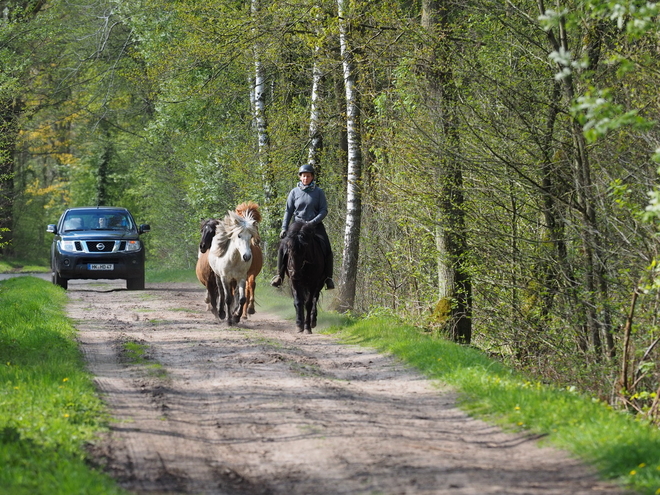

left=67, top=280, right=629, bottom=495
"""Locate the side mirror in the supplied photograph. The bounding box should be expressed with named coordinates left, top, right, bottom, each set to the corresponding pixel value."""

left=139, top=224, right=151, bottom=234
left=46, top=224, right=57, bottom=234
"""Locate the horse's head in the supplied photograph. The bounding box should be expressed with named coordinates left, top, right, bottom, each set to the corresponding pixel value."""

left=199, top=219, right=220, bottom=253
left=284, top=221, right=325, bottom=284
left=216, top=210, right=258, bottom=262
left=284, top=221, right=315, bottom=247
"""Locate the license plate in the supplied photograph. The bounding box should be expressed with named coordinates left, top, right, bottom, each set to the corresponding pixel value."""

left=88, top=263, right=114, bottom=271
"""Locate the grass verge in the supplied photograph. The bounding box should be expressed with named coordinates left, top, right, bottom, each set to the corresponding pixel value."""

left=0, top=276, right=126, bottom=495
left=0, top=258, right=49, bottom=274
left=324, top=316, right=660, bottom=495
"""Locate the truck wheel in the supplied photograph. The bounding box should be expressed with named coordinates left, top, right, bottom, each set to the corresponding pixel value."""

left=53, top=270, right=68, bottom=290
left=127, top=274, right=145, bottom=290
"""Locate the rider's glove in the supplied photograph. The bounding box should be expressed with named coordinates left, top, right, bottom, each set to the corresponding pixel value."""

left=279, top=229, right=287, bottom=239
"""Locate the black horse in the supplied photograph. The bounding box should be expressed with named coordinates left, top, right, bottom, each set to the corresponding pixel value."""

left=281, top=221, right=326, bottom=333
left=196, top=219, right=220, bottom=317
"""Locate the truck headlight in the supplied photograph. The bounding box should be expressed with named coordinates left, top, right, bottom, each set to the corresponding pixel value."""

left=125, top=240, right=141, bottom=252
left=60, top=240, right=78, bottom=252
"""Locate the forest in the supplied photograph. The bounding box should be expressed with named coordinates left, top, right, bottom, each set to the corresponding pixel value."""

left=2, top=0, right=660, bottom=419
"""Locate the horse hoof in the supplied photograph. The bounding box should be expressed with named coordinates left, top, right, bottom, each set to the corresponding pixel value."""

left=304, top=328, right=312, bottom=334
left=248, top=307, right=255, bottom=315
left=297, top=327, right=304, bottom=333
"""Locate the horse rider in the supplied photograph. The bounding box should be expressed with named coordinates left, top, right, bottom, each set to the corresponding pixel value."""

left=270, top=164, right=335, bottom=290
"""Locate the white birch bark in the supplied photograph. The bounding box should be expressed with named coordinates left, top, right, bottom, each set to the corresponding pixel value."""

left=252, top=0, right=271, bottom=200
left=337, top=0, right=363, bottom=312
left=307, top=47, right=323, bottom=169
left=251, top=0, right=277, bottom=263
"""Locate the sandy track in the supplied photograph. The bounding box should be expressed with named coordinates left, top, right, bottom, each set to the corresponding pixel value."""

left=67, top=280, right=630, bottom=495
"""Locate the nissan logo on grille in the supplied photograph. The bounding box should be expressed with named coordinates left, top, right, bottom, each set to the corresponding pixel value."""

left=96, top=243, right=106, bottom=251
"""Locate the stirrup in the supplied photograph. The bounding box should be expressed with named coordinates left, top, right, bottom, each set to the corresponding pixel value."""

left=270, top=275, right=283, bottom=287
left=325, top=278, right=335, bottom=290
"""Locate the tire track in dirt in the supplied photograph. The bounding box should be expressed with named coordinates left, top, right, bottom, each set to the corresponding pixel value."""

left=69, top=280, right=632, bottom=495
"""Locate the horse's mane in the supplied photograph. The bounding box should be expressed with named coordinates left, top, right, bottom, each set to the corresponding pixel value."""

left=287, top=221, right=316, bottom=235
left=235, top=201, right=262, bottom=244
left=285, top=221, right=318, bottom=252
left=235, top=201, right=262, bottom=223
left=284, top=221, right=324, bottom=282
left=212, top=210, right=259, bottom=258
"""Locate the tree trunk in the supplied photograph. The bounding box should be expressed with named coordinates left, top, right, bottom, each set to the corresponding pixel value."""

left=337, top=0, right=363, bottom=313
left=541, top=2, right=610, bottom=356
left=251, top=0, right=278, bottom=266
left=422, top=0, right=471, bottom=344
left=307, top=47, right=323, bottom=172
left=96, top=119, right=112, bottom=206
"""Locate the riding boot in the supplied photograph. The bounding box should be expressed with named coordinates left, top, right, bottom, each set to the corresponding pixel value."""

left=270, top=247, right=286, bottom=287
left=324, top=253, right=335, bottom=290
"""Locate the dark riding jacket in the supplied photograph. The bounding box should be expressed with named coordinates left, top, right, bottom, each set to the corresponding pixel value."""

left=281, top=182, right=328, bottom=230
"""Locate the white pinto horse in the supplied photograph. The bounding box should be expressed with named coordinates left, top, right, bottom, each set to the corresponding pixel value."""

left=207, top=210, right=259, bottom=325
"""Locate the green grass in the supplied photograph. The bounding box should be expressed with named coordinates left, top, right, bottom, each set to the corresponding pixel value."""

left=121, top=341, right=167, bottom=379
left=324, top=316, right=660, bottom=495
left=0, top=258, right=49, bottom=273
left=0, top=276, right=126, bottom=495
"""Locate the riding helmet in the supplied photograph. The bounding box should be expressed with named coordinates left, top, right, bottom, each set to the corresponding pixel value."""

left=298, top=164, right=316, bottom=176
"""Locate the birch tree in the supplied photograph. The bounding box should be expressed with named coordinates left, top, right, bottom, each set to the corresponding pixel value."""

left=307, top=45, right=323, bottom=171
left=336, top=0, right=363, bottom=312
left=251, top=0, right=278, bottom=261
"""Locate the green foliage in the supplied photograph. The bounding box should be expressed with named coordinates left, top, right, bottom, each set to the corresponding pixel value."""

left=0, top=276, right=125, bottom=494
